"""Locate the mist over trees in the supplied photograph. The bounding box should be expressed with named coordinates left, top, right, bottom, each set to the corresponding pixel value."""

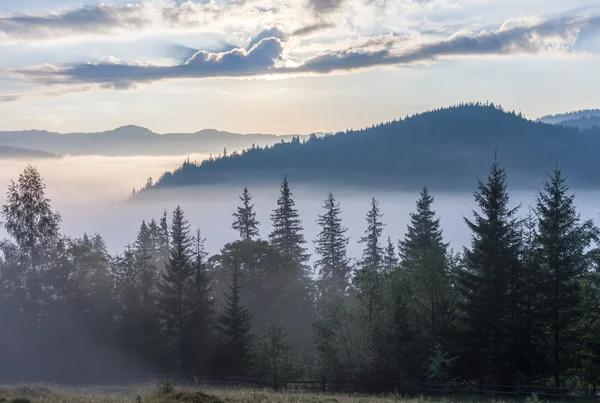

left=137, top=104, right=600, bottom=193
left=3, top=162, right=600, bottom=390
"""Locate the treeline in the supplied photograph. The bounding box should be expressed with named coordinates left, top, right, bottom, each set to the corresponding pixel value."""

left=140, top=103, right=600, bottom=193
left=2, top=162, right=600, bottom=390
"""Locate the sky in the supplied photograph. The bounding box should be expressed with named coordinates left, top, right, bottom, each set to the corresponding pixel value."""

left=0, top=0, right=599, bottom=134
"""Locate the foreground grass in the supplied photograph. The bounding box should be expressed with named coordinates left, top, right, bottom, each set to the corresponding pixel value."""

left=0, top=385, right=553, bottom=403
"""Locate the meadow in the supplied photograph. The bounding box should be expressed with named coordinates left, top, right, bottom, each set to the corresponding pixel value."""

left=0, top=384, right=558, bottom=403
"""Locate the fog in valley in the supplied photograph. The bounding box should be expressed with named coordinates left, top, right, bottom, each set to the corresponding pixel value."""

left=2, top=154, right=599, bottom=260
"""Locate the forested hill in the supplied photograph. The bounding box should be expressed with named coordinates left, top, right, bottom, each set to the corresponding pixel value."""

left=140, top=103, right=600, bottom=193
left=0, top=145, right=58, bottom=159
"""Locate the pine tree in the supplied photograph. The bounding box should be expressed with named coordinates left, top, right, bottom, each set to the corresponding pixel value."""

left=353, top=198, right=386, bottom=325
left=191, top=228, right=213, bottom=371
left=134, top=221, right=157, bottom=310
left=232, top=187, right=260, bottom=241
left=383, top=237, right=398, bottom=273
left=457, top=157, right=522, bottom=384
left=218, top=256, right=253, bottom=374
left=158, top=206, right=194, bottom=372
left=315, top=192, right=350, bottom=291
left=269, top=176, right=308, bottom=263
left=359, top=198, right=385, bottom=271
left=158, top=210, right=170, bottom=267
left=536, top=168, right=595, bottom=387
left=399, top=186, right=446, bottom=266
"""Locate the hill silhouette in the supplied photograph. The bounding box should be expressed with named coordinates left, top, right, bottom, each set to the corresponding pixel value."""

left=136, top=103, right=600, bottom=194
left=0, top=145, right=58, bottom=159
left=0, top=126, right=312, bottom=156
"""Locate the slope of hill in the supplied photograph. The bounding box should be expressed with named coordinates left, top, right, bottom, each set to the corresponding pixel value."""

left=137, top=103, right=600, bottom=194
left=555, top=115, right=600, bottom=130
left=538, top=109, right=600, bottom=125
left=0, top=145, right=58, bottom=159
left=0, top=126, right=312, bottom=156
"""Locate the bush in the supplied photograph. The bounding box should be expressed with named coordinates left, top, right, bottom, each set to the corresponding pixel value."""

left=158, top=376, right=177, bottom=395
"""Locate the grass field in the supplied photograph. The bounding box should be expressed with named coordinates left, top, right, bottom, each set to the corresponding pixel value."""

left=0, top=384, right=553, bottom=403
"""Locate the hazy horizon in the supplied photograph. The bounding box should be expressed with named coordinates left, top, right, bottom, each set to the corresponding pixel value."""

left=1, top=154, right=598, bottom=261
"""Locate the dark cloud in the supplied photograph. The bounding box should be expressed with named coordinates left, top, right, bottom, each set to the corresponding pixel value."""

left=308, top=0, right=345, bottom=14
left=0, top=5, right=146, bottom=38
left=16, top=38, right=285, bottom=89
left=11, top=15, right=600, bottom=90
left=0, top=3, right=219, bottom=40
left=291, top=23, right=335, bottom=36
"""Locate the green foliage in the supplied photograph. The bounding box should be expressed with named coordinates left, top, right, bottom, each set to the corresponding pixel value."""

left=157, top=376, right=176, bottom=395
left=252, top=318, right=295, bottom=389
left=422, top=343, right=457, bottom=385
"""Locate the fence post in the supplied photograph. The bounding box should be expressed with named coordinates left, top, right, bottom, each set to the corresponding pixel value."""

left=593, top=382, right=596, bottom=400
left=322, top=376, right=327, bottom=393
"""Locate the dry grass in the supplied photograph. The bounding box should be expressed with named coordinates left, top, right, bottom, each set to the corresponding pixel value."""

left=0, top=385, right=548, bottom=403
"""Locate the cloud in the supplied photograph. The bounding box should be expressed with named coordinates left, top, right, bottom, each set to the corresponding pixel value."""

left=0, top=2, right=221, bottom=42
left=10, top=15, right=600, bottom=89
left=248, top=27, right=286, bottom=49
left=294, top=16, right=600, bottom=73
left=291, top=22, right=335, bottom=36
left=14, top=37, right=286, bottom=89
left=308, top=0, right=346, bottom=14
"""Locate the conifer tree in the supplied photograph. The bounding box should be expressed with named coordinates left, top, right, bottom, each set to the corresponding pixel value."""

left=232, top=187, right=260, bottom=241
left=315, top=192, right=350, bottom=291
left=536, top=168, right=595, bottom=387
left=359, top=198, right=385, bottom=271
left=218, top=256, right=253, bottom=374
left=354, top=198, right=385, bottom=325
left=399, top=186, right=446, bottom=266
left=383, top=237, right=398, bottom=273
left=191, top=228, right=213, bottom=370
left=269, top=176, right=308, bottom=263
left=158, top=206, right=194, bottom=372
left=458, top=157, right=522, bottom=384
left=134, top=221, right=157, bottom=309
left=158, top=210, right=170, bottom=267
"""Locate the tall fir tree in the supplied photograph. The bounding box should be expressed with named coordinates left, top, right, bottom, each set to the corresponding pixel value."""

left=191, top=228, right=214, bottom=372
left=315, top=192, right=350, bottom=292
left=353, top=198, right=386, bottom=325
left=359, top=198, right=385, bottom=271
left=134, top=221, right=158, bottom=310
left=232, top=187, right=260, bottom=241
left=383, top=237, right=398, bottom=273
left=218, top=256, right=253, bottom=375
left=269, top=176, right=308, bottom=263
left=457, top=157, right=523, bottom=384
left=399, top=186, right=446, bottom=267
left=536, top=168, right=595, bottom=387
left=158, top=206, right=194, bottom=372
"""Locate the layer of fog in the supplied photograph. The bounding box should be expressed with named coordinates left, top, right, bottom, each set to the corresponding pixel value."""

left=1, top=155, right=600, bottom=261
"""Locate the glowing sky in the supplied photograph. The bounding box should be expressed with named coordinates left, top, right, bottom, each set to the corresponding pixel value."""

left=0, top=0, right=599, bottom=134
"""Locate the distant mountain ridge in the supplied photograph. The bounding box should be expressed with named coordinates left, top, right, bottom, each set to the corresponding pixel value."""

left=136, top=103, right=600, bottom=195
left=0, top=126, right=315, bottom=156
left=538, top=109, right=600, bottom=128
